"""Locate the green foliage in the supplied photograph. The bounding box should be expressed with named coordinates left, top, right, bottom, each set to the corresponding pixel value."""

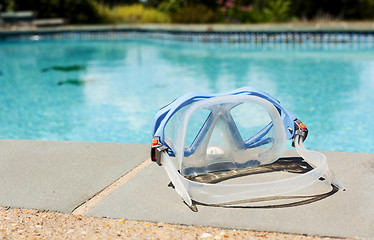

left=7, top=0, right=102, bottom=23
left=2, top=0, right=15, bottom=11
left=2, top=0, right=373, bottom=24
left=262, top=0, right=291, bottom=22
left=157, top=0, right=218, bottom=23
left=62, top=0, right=101, bottom=23
left=91, top=1, right=115, bottom=23
left=112, top=4, right=170, bottom=23
left=289, top=0, right=374, bottom=21
left=223, top=0, right=291, bottom=23
left=170, top=4, right=216, bottom=23
left=357, top=0, right=374, bottom=19
left=114, top=4, right=145, bottom=23
left=95, top=0, right=139, bottom=8
left=216, top=0, right=373, bottom=23
left=92, top=4, right=171, bottom=24
left=157, top=0, right=187, bottom=14
left=140, top=7, right=171, bottom=23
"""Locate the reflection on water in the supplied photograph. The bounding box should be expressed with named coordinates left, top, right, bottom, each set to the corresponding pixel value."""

left=41, top=65, right=86, bottom=72
left=0, top=38, right=373, bottom=152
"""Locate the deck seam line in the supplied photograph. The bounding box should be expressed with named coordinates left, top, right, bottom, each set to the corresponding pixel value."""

left=72, top=158, right=152, bottom=216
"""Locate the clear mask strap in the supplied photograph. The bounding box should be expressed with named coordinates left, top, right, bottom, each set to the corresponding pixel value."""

left=161, top=135, right=344, bottom=206
left=294, top=135, right=345, bottom=190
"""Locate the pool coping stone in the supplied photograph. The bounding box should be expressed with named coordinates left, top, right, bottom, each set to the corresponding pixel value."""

left=1, top=22, right=374, bottom=35
left=0, top=139, right=373, bottom=239
left=87, top=149, right=374, bottom=239
left=0, top=139, right=149, bottom=213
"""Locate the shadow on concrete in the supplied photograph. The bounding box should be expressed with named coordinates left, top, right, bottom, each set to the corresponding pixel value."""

left=182, top=157, right=339, bottom=212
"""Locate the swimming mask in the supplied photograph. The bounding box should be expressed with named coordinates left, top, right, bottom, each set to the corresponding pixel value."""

left=151, top=87, right=344, bottom=208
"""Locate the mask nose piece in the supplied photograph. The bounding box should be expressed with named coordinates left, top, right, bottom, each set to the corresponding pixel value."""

left=206, top=146, right=225, bottom=158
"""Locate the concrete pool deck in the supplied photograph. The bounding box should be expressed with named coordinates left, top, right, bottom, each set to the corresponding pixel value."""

left=1, top=22, right=373, bottom=43
left=1, top=22, right=374, bottom=42
left=0, top=139, right=373, bottom=239
left=1, top=22, right=374, bottom=33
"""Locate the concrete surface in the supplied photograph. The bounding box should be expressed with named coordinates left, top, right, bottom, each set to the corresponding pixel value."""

left=0, top=140, right=149, bottom=212
left=88, top=150, right=374, bottom=239
left=1, top=139, right=373, bottom=239
left=1, top=22, right=374, bottom=34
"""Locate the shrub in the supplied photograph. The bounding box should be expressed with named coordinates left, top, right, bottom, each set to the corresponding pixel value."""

left=92, top=1, right=116, bottom=23
left=63, top=0, right=102, bottom=23
left=9, top=0, right=103, bottom=23
left=262, top=0, right=292, bottom=22
left=96, top=4, right=171, bottom=23
left=140, top=7, right=171, bottom=23
left=158, top=0, right=188, bottom=15
left=171, top=4, right=216, bottom=23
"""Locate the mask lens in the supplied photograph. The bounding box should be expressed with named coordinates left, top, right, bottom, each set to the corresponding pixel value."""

left=167, top=95, right=286, bottom=177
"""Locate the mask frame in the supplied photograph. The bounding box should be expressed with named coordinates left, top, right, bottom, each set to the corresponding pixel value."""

left=151, top=87, right=344, bottom=208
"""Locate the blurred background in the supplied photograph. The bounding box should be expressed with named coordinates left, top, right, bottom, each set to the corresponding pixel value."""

left=0, top=0, right=373, bottom=25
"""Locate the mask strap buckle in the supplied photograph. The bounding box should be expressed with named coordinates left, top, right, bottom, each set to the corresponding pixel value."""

left=292, top=119, right=308, bottom=147
left=151, top=137, right=168, bottom=166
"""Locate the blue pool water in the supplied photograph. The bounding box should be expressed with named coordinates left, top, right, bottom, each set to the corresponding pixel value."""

left=0, top=37, right=373, bottom=153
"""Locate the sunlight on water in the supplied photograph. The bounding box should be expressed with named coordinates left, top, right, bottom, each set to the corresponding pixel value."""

left=0, top=38, right=373, bottom=153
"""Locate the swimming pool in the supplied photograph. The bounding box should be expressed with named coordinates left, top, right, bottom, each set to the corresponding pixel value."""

left=0, top=35, right=373, bottom=153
